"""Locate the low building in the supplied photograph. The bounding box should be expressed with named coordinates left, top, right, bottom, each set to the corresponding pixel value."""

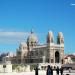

left=64, top=54, right=75, bottom=64
left=0, top=55, right=12, bottom=73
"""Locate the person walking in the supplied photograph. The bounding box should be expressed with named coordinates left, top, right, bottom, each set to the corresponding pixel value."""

left=51, top=66, right=53, bottom=75
left=56, top=66, right=59, bottom=75
left=60, top=67, right=63, bottom=75
left=34, top=65, right=39, bottom=75
left=46, top=65, right=51, bottom=75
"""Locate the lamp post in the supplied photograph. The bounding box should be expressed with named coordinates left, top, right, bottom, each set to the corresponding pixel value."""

left=43, top=55, right=46, bottom=63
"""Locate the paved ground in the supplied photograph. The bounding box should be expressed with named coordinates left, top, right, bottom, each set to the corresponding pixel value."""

left=0, top=70, right=75, bottom=75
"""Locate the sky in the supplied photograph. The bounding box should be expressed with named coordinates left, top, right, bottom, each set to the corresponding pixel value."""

left=0, top=0, right=75, bottom=54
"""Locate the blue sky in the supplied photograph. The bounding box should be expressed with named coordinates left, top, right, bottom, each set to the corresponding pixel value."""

left=0, top=0, right=75, bottom=54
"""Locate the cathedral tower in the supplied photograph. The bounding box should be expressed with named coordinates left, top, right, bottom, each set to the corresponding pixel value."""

left=47, top=31, right=54, bottom=63
left=47, top=31, right=64, bottom=64
left=47, top=31, right=54, bottom=44
left=56, top=32, right=64, bottom=64
left=57, top=32, right=64, bottom=44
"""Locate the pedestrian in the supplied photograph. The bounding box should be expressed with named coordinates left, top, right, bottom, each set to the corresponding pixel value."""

left=56, top=66, right=59, bottom=75
left=69, top=68, right=71, bottom=73
left=34, top=65, right=39, bottom=75
left=51, top=66, right=53, bottom=75
left=53, top=66, right=56, bottom=75
left=46, top=65, right=51, bottom=75
left=60, top=66, right=63, bottom=75
left=54, top=66, right=56, bottom=70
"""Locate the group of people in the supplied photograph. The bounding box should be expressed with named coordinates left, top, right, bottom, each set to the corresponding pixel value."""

left=46, top=65, right=63, bottom=75
left=34, top=65, right=64, bottom=75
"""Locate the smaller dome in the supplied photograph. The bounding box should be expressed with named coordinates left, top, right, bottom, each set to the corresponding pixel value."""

left=20, top=42, right=27, bottom=47
left=58, top=32, right=63, bottom=38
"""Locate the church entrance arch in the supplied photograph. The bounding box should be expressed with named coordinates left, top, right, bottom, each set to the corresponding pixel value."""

left=55, top=51, right=60, bottom=63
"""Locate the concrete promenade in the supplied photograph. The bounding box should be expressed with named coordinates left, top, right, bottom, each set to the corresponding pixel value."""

left=0, top=70, right=75, bottom=75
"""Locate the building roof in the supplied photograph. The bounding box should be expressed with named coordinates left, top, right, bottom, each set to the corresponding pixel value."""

left=65, top=54, right=75, bottom=59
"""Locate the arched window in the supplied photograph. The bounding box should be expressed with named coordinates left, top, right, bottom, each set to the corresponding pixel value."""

left=61, top=59, right=64, bottom=64
left=55, top=51, right=60, bottom=63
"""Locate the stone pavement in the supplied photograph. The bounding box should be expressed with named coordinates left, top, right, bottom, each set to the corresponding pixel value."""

left=64, top=73, right=75, bottom=75
left=0, top=70, right=75, bottom=75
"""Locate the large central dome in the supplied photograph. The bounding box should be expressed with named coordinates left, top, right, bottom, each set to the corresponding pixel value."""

left=27, top=30, right=38, bottom=44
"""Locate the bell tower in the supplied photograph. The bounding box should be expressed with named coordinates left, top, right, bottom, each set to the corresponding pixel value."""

left=47, top=31, right=54, bottom=44
left=46, top=31, right=64, bottom=64
left=56, top=32, right=64, bottom=64
left=57, top=32, right=64, bottom=44
left=47, top=31, right=54, bottom=63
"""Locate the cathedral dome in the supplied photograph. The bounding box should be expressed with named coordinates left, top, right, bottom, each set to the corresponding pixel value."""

left=27, top=30, right=38, bottom=43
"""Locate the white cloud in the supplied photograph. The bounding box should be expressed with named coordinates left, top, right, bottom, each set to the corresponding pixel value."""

left=0, top=31, right=29, bottom=44
left=70, top=3, right=75, bottom=6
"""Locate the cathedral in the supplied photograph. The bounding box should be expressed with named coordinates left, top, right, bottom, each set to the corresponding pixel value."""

left=16, top=30, right=64, bottom=66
